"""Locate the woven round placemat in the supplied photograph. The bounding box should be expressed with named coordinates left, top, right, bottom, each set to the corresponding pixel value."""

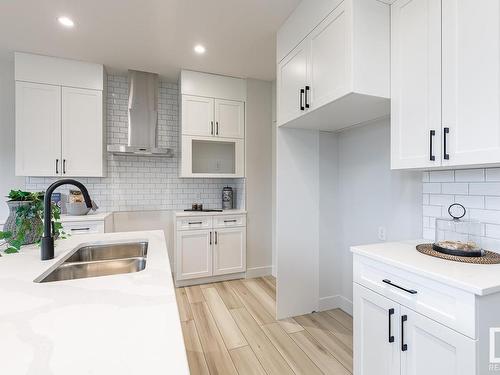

left=416, top=244, right=500, bottom=264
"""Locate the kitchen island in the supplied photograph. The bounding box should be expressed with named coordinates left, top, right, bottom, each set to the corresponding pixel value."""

left=0, top=230, right=189, bottom=375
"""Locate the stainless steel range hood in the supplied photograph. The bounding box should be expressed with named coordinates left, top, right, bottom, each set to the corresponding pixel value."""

left=107, top=70, right=173, bottom=157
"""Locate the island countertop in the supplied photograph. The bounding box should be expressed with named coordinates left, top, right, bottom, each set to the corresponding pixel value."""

left=0, top=230, right=189, bottom=375
left=351, top=239, right=500, bottom=296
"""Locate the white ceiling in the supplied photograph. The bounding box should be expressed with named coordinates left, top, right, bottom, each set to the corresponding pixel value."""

left=0, top=0, right=300, bottom=81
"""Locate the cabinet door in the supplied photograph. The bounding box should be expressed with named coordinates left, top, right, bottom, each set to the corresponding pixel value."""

left=62, top=87, right=103, bottom=177
left=309, top=0, right=351, bottom=110
left=176, top=229, right=212, bottom=280
left=214, top=99, right=244, bottom=138
left=213, top=227, right=246, bottom=276
left=401, top=307, right=476, bottom=375
left=277, top=39, right=309, bottom=126
left=15, top=81, right=61, bottom=176
left=442, top=0, right=500, bottom=166
left=390, top=0, right=442, bottom=169
left=354, top=284, right=401, bottom=375
left=182, top=95, right=214, bottom=136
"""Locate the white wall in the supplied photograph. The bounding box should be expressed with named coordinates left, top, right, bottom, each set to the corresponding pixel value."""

left=245, top=79, right=273, bottom=276
left=319, top=120, right=422, bottom=313
left=0, top=52, right=24, bottom=225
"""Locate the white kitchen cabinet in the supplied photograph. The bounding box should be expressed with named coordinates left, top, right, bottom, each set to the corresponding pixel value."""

left=174, top=212, right=247, bottom=286
left=181, top=95, right=214, bottom=137
left=60, top=212, right=113, bottom=236
left=15, top=52, right=105, bottom=177
left=441, top=0, right=500, bottom=167
left=391, top=0, right=500, bottom=169
left=390, top=0, right=442, bottom=169
left=179, top=70, right=246, bottom=178
left=277, top=40, right=309, bottom=125
left=213, top=227, right=246, bottom=276
left=15, top=81, right=61, bottom=177
left=354, top=283, right=400, bottom=375
left=214, top=99, right=244, bottom=139
left=276, top=0, right=390, bottom=131
left=62, top=87, right=104, bottom=177
left=401, top=307, right=475, bottom=375
left=176, top=229, right=213, bottom=280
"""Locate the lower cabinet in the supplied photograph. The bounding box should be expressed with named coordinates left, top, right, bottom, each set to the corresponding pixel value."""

left=174, top=213, right=246, bottom=284
left=354, top=283, right=476, bottom=375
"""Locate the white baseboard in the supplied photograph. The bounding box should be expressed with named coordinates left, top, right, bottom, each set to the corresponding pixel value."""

left=246, top=265, right=273, bottom=278
left=318, top=294, right=353, bottom=316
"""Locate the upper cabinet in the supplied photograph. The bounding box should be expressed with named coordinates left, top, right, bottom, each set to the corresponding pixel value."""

left=179, top=70, right=246, bottom=178
left=276, top=0, right=390, bottom=131
left=391, top=0, right=500, bottom=169
left=15, top=52, right=105, bottom=177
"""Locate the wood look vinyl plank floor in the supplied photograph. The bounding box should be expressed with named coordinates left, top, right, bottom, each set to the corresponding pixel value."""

left=174, top=277, right=353, bottom=375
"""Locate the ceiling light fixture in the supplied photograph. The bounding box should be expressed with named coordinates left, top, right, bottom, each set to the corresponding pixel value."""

left=58, top=16, right=75, bottom=28
left=194, top=45, right=206, bottom=54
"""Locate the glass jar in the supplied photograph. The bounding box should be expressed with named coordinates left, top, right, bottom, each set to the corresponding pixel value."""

left=433, top=203, right=483, bottom=257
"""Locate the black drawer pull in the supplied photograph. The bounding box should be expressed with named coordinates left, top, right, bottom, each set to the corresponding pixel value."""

left=224, top=219, right=237, bottom=223
left=444, top=127, right=450, bottom=160
left=388, top=308, right=395, bottom=343
left=71, top=227, right=90, bottom=232
left=401, top=315, right=408, bottom=351
left=188, top=221, right=203, bottom=225
left=429, top=130, right=435, bottom=161
left=382, top=279, right=417, bottom=295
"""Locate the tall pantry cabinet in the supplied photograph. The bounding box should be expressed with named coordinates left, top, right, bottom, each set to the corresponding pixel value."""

left=391, top=0, right=500, bottom=169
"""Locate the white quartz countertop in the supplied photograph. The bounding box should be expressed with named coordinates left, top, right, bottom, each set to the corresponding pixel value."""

left=60, top=211, right=112, bottom=222
left=175, top=208, right=247, bottom=217
left=0, top=230, right=189, bottom=375
left=351, top=240, right=500, bottom=296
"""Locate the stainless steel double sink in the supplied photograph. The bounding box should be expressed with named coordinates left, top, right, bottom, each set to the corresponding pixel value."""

left=35, top=241, right=148, bottom=283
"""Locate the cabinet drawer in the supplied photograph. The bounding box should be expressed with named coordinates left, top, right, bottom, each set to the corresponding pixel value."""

left=353, top=254, right=476, bottom=339
left=176, top=216, right=212, bottom=231
left=213, top=215, right=246, bottom=228
left=62, top=221, right=104, bottom=235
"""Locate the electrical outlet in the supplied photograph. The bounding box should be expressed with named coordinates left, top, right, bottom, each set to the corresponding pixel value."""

left=378, top=226, right=386, bottom=241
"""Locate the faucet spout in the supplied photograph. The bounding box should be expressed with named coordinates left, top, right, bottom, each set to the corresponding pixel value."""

left=41, top=179, right=92, bottom=260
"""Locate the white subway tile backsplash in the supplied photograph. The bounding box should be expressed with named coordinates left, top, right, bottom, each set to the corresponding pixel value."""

left=469, top=182, right=500, bottom=196
left=422, top=168, right=500, bottom=251
left=454, top=169, right=485, bottom=182
left=429, top=170, right=455, bottom=182
left=441, top=183, right=468, bottom=195
left=24, top=75, right=246, bottom=211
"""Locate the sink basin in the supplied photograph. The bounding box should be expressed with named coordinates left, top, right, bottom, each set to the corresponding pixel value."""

left=35, top=241, right=148, bottom=283
left=65, top=242, right=148, bottom=262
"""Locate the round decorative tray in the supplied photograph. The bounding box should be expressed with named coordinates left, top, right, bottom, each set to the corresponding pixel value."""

left=416, top=244, right=500, bottom=264
left=432, top=243, right=483, bottom=257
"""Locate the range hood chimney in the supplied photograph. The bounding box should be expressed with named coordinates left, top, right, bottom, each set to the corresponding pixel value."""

left=107, top=70, right=173, bottom=157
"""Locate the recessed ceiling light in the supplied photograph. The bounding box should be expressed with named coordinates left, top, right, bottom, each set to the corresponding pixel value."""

left=58, top=16, right=74, bottom=28
left=194, top=45, right=206, bottom=54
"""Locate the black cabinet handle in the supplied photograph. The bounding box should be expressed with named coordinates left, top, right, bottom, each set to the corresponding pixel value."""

left=63, top=159, right=66, bottom=174
left=224, top=219, right=237, bottom=223
left=388, top=308, right=395, bottom=343
left=444, top=127, right=450, bottom=160
left=401, top=315, right=408, bottom=351
left=299, top=88, right=305, bottom=111
left=216, top=121, right=219, bottom=136
left=71, top=227, right=90, bottom=232
left=209, top=231, right=212, bottom=245
left=382, top=279, right=417, bottom=295
left=55, top=159, right=59, bottom=174
left=429, top=130, right=436, bottom=161
left=305, top=86, right=310, bottom=108
left=211, top=121, right=214, bottom=135
left=188, top=221, right=203, bottom=225
left=215, top=231, right=218, bottom=245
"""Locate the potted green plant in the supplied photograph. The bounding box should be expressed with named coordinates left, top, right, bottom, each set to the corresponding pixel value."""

left=0, top=190, right=65, bottom=254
